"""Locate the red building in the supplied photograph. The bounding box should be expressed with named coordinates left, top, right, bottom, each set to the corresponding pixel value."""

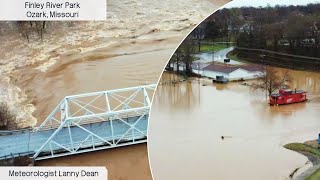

left=269, top=89, right=307, bottom=106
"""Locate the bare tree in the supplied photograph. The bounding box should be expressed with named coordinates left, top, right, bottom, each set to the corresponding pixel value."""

left=0, top=103, right=17, bottom=130
left=252, top=66, right=291, bottom=96
left=17, top=22, right=31, bottom=43
left=180, top=37, right=196, bottom=75
left=35, top=21, right=46, bottom=40
left=16, top=21, right=48, bottom=42
left=171, top=47, right=183, bottom=74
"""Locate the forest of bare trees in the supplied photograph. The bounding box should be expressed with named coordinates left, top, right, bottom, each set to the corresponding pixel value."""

left=1, top=21, right=75, bottom=43
left=16, top=21, right=47, bottom=43
left=167, top=37, right=197, bottom=76
left=203, top=4, right=320, bottom=57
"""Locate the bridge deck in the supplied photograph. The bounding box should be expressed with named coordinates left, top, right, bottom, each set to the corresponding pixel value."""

left=0, top=115, right=147, bottom=160
left=0, top=84, right=155, bottom=160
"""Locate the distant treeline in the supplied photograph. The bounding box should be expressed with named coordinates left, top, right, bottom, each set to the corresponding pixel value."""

left=194, top=3, right=320, bottom=58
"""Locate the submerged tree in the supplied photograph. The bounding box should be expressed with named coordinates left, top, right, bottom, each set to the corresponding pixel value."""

left=180, top=37, right=196, bottom=76
left=16, top=21, right=48, bottom=42
left=170, top=46, right=183, bottom=74
left=168, top=37, right=197, bottom=76
left=17, top=22, right=31, bottom=43
left=0, top=103, right=17, bottom=130
left=252, top=66, right=291, bottom=96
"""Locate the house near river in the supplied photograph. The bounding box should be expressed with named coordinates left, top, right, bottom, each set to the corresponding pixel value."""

left=167, top=61, right=264, bottom=82
left=193, top=63, right=264, bottom=81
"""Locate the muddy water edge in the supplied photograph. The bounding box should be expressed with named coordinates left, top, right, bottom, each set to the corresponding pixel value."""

left=0, top=0, right=230, bottom=179
left=149, top=69, right=320, bottom=180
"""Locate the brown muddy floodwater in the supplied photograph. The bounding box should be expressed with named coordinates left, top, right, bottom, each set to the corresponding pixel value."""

left=149, top=69, right=320, bottom=180
left=36, top=144, right=150, bottom=180
left=0, top=0, right=230, bottom=179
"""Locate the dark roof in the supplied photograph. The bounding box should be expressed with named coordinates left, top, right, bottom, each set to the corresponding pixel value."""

left=203, top=64, right=239, bottom=73
left=191, top=63, right=209, bottom=70
left=203, top=64, right=263, bottom=74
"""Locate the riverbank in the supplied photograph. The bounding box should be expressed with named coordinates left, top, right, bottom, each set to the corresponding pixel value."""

left=228, top=47, right=320, bottom=71
left=285, top=140, right=320, bottom=180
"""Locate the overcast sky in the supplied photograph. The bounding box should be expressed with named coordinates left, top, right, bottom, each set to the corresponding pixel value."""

left=223, top=0, right=320, bottom=8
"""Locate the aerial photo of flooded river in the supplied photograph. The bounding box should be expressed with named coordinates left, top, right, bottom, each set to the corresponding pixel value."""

left=0, top=0, right=229, bottom=179
left=149, top=1, right=320, bottom=179
left=149, top=69, right=320, bottom=180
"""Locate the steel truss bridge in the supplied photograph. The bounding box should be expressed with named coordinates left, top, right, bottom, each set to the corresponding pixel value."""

left=0, top=84, right=156, bottom=161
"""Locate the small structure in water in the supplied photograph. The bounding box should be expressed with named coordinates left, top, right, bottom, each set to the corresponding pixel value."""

left=269, top=89, right=307, bottom=106
left=213, top=75, right=229, bottom=84
left=199, top=63, right=263, bottom=81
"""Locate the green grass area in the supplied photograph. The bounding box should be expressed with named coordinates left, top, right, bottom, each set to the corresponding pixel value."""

left=284, top=143, right=320, bottom=158
left=199, top=44, right=229, bottom=52
left=285, top=143, right=320, bottom=180
left=306, top=168, right=320, bottom=180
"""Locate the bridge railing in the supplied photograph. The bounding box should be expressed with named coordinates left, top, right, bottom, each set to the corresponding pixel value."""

left=32, top=84, right=156, bottom=160
left=35, top=84, right=156, bottom=131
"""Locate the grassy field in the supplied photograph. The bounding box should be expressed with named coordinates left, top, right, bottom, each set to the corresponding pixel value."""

left=306, top=168, right=320, bottom=180
left=199, top=44, right=229, bottom=52
left=284, top=143, right=320, bottom=158
left=284, top=142, right=320, bottom=180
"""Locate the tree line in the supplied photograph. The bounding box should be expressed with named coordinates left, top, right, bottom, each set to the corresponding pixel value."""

left=201, top=3, right=320, bottom=57
left=168, top=3, right=320, bottom=76
left=167, top=37, right=197, bottom=76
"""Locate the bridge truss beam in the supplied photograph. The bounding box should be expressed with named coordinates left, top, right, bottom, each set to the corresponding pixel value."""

left=32, top=84, right=156, bottom=160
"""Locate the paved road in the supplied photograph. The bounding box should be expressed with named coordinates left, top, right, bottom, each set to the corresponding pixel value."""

left=194, top=46, right=244, bottom=65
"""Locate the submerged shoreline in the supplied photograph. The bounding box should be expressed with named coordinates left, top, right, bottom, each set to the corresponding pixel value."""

left=150, top=70, right=320, bottom=180
left=285, top=140, right=320, bottom=180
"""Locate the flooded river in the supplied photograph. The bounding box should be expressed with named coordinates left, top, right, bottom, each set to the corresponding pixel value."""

left=195, top=46, right=244, bottom=65
left=149, top=69, right=320, bottom=180
left=0, top=0, right=229, bottom=128
left=36, top=144, right=151, bottom=180
left=0, top=0, right=229, bottom=179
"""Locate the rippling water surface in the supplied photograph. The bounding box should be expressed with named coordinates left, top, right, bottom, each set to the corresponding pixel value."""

left=0, top=0, right=229, bottom=179
left=149, top=69, right=320, bottom=180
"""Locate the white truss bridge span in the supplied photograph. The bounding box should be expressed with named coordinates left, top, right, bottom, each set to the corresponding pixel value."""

left=0, top=84, right=156, bottom=161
